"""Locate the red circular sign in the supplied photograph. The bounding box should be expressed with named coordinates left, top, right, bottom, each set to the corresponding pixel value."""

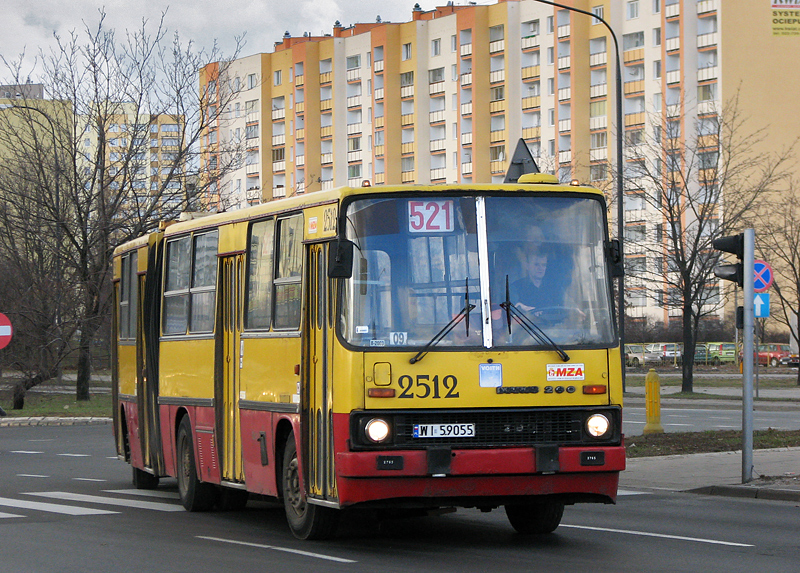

left=0, top=313, right=13, bottom=350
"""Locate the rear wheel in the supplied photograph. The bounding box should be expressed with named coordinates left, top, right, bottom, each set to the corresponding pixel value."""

left=631, top=357, right=640, bottom=368
left=771, top=357, right=779, bottom=367
left=282, top=434, right=339, bottom=540
left=176, top=416, right=217, bottom=512
left=505, top=501, right=564, bottom=534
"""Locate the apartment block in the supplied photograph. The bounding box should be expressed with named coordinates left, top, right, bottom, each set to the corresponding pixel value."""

left=200, top=0, right=800, bottom=324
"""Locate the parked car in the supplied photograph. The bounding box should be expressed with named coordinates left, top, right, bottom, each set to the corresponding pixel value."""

left=780, top=353, right=799, bottom=367
left=624, top=344, right=661, bottom=368
left=757, top=343, right=792, bottom=367
left=646, top=342, right=683, bottom=365
left=695, top=342, right=737, bottom=366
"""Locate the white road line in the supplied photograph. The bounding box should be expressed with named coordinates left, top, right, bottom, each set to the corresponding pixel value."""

left=104, top=489, right=181, bottom=500
left=73, top=478, right=107, bottom=483
left=0, top=496, right=117, bottom=516
left=624, top=421, right=646, bottom=425
left=17, top=474, right=49, bottom=479
left=616, top=490, right=649, bottom=496
left=561, top=524, right=754, bottom=547
left=26, top=492, right=184, bottom=512
left=58, top=454, right=91, bottom=457
left=0, top=512, right=25, bottom=519
left=10, top=451, right=44, bottom=455
left=198, top=536, right=357, bottom=563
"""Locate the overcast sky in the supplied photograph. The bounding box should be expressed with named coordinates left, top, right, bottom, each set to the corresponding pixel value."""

left=0, top=0, right=424, bottom=80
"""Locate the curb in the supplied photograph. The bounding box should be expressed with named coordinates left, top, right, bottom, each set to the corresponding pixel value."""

left=689, top=484, right=800, bottom=502
left=0, top=416, right=112, bottom=427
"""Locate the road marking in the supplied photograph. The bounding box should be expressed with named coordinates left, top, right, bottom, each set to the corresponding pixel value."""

left=561, top=524, right=754, bottom=547
left=0, top=511, right=25, bottom=519
left=617, top=490, right=649, bottom=496
left=58, top=453, right=91, bottom=457
left=198, top=536, right=357, bottom=563
left=105, top=489, right=181, bottom=500
left=0, top=496, right=117, bottom=516
left=11, top=451, right=44, bottom=455
left=73, top=478, right=107, bottom=483
left=17, top=474, right=49, bottom=478
left=26, top=492, right=184, bottom=512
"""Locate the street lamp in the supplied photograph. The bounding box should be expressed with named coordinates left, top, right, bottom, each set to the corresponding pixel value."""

left=528, top=0, right=625, bottom=379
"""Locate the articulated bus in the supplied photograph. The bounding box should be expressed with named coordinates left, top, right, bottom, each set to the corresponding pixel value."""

left=112, top=174, right=625, bottom=540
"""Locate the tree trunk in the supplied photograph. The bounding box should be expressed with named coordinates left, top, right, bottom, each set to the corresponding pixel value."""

left=11, top=371, right=55, bottom=410
left=681, top=300, right=695, bottom=394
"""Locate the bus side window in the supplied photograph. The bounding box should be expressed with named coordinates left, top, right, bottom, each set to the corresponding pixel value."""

left=274, top=215, right=303, bottom=329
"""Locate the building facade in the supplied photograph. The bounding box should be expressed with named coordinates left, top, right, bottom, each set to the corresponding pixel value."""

left=200, top=0, right=800, bottom=325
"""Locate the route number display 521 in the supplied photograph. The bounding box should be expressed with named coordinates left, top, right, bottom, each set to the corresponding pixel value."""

left=408, top=200, right=454, bottom=233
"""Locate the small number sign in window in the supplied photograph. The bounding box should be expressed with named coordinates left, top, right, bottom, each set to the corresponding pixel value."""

left=408, top=200, right=454, bottom=233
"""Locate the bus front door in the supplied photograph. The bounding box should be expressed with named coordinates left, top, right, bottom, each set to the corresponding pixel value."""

left=219, top=254, right=244, bottom=483
left=305, top=244, right=337, bottom=502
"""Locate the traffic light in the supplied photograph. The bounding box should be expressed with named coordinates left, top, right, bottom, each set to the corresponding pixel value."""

left=713, top=233, right=744, bottom=287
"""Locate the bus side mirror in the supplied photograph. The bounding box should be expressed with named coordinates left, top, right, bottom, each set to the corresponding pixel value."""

left=607, top=239, right=624, bottom=278
left=328, top=239, right=354, bottom=278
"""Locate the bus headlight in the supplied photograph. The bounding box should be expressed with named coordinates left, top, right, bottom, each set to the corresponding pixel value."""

left=586, top=413, right=610, bottom=438
left=364, top=418, right=391, bottom=443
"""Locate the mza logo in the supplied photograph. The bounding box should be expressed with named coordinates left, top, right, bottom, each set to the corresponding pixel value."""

left=546, top=363, right=585, bottom=381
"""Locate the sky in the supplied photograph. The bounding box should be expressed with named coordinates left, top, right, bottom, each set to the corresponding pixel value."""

left=0, top=0, right=424, bottom=80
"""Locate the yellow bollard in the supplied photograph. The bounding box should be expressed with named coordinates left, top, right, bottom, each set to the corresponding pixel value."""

left=643, top=368, right=664, bottom=435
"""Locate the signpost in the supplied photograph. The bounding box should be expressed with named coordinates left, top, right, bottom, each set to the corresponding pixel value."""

left=754, top=293, right=771, bottom=318
left=753, top=260, right=773, bottom=293
left=0, top=313, right=12, bottom=350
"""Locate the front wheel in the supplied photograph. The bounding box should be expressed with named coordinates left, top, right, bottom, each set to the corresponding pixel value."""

left=282, top=434, right=339, bottom=540
left=505, top=501, right=564, bottom=534
left=176, top=416, right=217, bottom=512
left=771, top=357, right=779, bottom=367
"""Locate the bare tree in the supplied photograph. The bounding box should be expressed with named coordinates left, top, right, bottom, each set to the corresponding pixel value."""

left=0, top=10, right=244, bottom=406
left=755, top=188, right=800, bottom=385
left=621, top=95, right=795, bottom=392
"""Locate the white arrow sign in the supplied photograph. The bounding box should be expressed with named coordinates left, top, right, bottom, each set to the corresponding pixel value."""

left=754, top=293, right=770, bottom=318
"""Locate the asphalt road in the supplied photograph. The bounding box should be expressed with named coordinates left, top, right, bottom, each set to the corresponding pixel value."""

left=1, top=425, right=798, bottom=572
left=622, top=405, right=800, bottom=436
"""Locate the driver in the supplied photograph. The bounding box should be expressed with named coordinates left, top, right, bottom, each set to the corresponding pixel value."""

left=512, top=249, right=553, bottom=313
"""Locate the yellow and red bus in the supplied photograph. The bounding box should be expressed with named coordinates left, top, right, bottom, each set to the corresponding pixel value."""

left=112, top=174, right=625, bottom=539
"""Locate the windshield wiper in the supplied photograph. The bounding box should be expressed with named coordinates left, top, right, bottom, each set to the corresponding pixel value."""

left=499, top=275, right=570, bottom=362
left=409, top=280, right=476, bottom=364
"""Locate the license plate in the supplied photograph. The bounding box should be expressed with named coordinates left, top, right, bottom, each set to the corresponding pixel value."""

left=413, top=423, right=475, bottom=438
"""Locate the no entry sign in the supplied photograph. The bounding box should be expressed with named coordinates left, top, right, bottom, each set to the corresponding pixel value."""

left=0, top=313, right=12, bottom=350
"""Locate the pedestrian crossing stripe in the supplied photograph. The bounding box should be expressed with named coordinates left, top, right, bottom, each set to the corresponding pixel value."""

left=27, top=491, right=184, bottom=512
left=0, top=496, right=117, bottom=516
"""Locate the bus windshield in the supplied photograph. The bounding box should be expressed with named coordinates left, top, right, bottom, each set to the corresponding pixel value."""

left=341, top=194, right=615, bottom=349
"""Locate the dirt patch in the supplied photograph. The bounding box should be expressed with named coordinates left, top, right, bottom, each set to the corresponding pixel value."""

left=625, top=429, right=800, bottom=458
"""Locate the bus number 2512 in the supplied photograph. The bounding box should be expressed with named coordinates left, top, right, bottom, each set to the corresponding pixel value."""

left=398, top=374, right=459, bottom=399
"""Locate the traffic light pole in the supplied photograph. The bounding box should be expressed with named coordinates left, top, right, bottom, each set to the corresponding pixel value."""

left=742, top=229, right=755, bottom=483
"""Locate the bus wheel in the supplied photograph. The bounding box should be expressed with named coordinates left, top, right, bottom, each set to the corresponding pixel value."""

left=176, top=417, right=217, bottom=512
left=282, top=434, right=339, bottom=540
left=505, top=501, right=564, bottom=534
left=132, top=467, right=159, bottom=490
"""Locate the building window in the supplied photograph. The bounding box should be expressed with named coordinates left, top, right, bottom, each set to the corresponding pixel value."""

left=653, top=60, right=662, bottom=78
left=348, top=164, right=362, bottom=179
left=490, top=85, right=505, bottom=102
left=348, top=136, right=362, bottom=151
left=401, top=156, right=415, bottom=172
left=547, top=16, right=554, bottom=33
left=592, top=6, right=604, bottom=24
left=248, top=74, right=257, bottom=89
left=400, top=71, right=415, bottom=87
left=627, top=0, right=639, bottom=20
left=272, top=148, right=285, bottom=162
left=489, top=25, right=504, bottom=42
left=346, top=54, right=361, bottom=70
left=623, top=32, right=645, bottom=50
left=431, top=38, right=441, bottom=57
left=590, top=131, right=607, bottom=149
left=653, top=0, right=661, bottom=13
left=402, top=43, right=412, bottom=61
left=590, top=163, right=607, bottom=181
left=428, top=67, right=445, bottom=83
left=274, top=70, right=282, bottom=86
left=698, top=83, right=717, bottom=102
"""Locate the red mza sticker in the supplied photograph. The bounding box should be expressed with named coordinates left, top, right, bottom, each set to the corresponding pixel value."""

left=546, top=364, right=585, bottom=381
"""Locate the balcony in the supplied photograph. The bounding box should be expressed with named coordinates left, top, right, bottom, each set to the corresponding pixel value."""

left=320, top=180, right=334, bottom=191
left=489, top=69, right=505, bottom=83
left=590, top=116, right=607, bottom=130
left=461, top=162, right=473, bottom=175
left=374, top=60, right=384, bottom=73
left=461, top=132, right=473, bottom=146
left=590, top=52, right=607, bottom=67
left=624, top=112, right=645, bottom=127
left=347, top=150, right=363, bottom=162
left=320, top=125, right=333, bottom=138
left=460, top=43, right=472, bottom=57
left=246, top=111, right=259, bottom=124
left=430, top=167, right=446, bottom=180
left=401, top=114, right=414, bottom=126
left=375, top=116, right=385, bottom=128
left=697, top=66, right=718, bottom=81
left=591, top=83, right=607, bottom=98
left=295, top=75, right=304, bottom=87
left=246, top=163, right=259, bottom=175
left=698, top=100, right=717, bottom=115
left=557, top=56, right=571, bottom=70
left=666, top=70, right=681, bottom=85
left=665, top=37, right=681, bottom=52
left=347, top=68, right=361, bottom=82
left=347, top=123, right=362, bottom=135
left=295, top=101, right=304, bottom=114
left=321, top=152, right=333, bottom=164
left=558, top=118, right=571, bottom=133
left=558, top=149, right=572, bottom=164
left=272, top=160, right=285, bottom=173
left=348, top=177, right=363, bottom=187
left=401, top=85, right=415, bottom=98
left=272, top=134, right=285, bottom=146
left=272, top=108, right=286, bottom=120
left=521, top=35, right=540, bottom=50
left=557, top=24, right=571, bottom=39
left=296, top=154, right=305, bottom=167
left=320, top=99, right=333, bottom=111
left=666, top=103, right=681, bottom=118
left=522, top=65, right=540, bottom=80
left=490, top=100, right=505, bottom=113
left=294, top=127, right=305, bottom=140
left=374, top=172, right=385, bottom=184
left=374, top=87, right=384, bottom=101
left=461, top=72, right=473, bottom=86
left=490, top=129, right=506, bottom=143
left=430, top=139, right=446, bottom=152
left=429, top=81, right=445, bottom=95
left=698, top=32, right=718, bottom=49
left=489, top=39, right=505, bottom=53
left=460, top=101, right=473, bottom=115
left=624, top=80, right=645, bottom=95
left=522, top=126, right=540, bottom=139
left=374, top=145, right=384, bottom=157
left=273, top=186, right=286, bottom=198
left=490, top=160, right=506, bottom=174
left=666, top=2, right=680, bottom=18
left=429, top=110, right=445, bottom=124
left=697, top=0, right=718, bottom=15
left=319, top=71, right=332, bottom=84
left=590, top=148, right=608, bottom=162
left=401, top=171, right=415, bottom=183
left=347, top=95, right=362, bottom=108
left=521, top=96, right=541, bottom=110
left=558, top=86, right=571, bottom=101
left=401, top=142, right=416, bottom=154
left=623, top=48, right=644, bottom=63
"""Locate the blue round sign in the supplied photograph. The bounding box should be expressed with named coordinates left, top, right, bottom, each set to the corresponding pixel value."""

left=753, top=260, right=773, bottom=293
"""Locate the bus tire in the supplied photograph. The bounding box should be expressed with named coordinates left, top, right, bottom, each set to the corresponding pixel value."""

left=505, top=501, right=564, bottom=534
left=132, top=467, right=160, bottom=490
left=176, top=416, right=217, bottom=512
left=282, top=434, right=339, bottom=540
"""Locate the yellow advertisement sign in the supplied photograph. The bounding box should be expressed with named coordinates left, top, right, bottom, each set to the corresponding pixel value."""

left=773, top=1, right=800, bottom=36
